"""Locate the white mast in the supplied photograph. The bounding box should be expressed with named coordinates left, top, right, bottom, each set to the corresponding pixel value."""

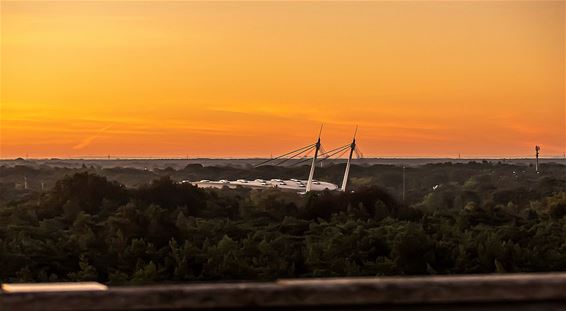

left=340, top=126, right=357, bottom=192
left=306, top=125, right=323, bottom=193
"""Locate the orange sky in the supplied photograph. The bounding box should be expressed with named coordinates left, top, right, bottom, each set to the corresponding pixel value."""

left=1, top=1, right=564, bottom=158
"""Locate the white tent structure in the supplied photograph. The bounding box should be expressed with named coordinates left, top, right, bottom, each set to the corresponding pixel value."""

left=190, top=126, right=362, bottom=193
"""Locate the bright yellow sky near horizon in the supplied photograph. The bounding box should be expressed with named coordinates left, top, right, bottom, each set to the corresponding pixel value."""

left=1, top=1, right=564, bottom=158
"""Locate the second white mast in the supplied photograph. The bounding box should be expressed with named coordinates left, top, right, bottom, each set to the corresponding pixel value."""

left=306, top=125, right=323, bottom=192
left=340, top=126, right=357, bottom=192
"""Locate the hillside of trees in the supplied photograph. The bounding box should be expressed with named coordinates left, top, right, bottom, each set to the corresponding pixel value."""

left=1, top=162, right=566, bottom=284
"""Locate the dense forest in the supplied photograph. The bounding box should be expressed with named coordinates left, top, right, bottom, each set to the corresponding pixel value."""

left=1, top=161, right=566, bottom=284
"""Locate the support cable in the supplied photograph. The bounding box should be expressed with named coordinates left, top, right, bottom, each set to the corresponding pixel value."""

left=291, top=150, right=314, bottom=166
left=275, top=145, right=316, bottom=166
left=319, top=143, right=350, bottom=157
left=291, top=144, right=350, bottom=167
left=318, top=148, right=350, bottom=165
left=255, top=143, right=316, bottom=167
left=317, top=145, right=351, bottom=163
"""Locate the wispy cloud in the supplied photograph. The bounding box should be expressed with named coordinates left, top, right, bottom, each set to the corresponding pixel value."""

left=72, top=124, right=113, bottom=150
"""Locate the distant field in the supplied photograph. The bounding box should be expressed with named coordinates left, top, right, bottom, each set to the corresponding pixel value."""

left=1, top=158, right=565, bottom=203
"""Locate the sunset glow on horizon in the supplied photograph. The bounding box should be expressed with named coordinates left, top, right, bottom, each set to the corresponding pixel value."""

left=1, top=1, right=564, bottom=158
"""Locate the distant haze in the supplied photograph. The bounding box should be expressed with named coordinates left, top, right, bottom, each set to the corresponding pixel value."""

left=1, top=1, right=564, bottom=158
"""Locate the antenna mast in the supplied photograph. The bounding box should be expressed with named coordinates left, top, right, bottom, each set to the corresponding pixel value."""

left=402, top=166, right=406, bottom=202
left=535, top=145, right=540, bottom=173
left=306, top=124, right=323, bottom=192
left=340, top=126, right=357, bottom=192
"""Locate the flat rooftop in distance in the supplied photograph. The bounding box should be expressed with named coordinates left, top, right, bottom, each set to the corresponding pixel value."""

left=185, top=179, right=338, bottom=192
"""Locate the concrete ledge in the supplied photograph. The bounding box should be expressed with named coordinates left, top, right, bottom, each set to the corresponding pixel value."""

left=3, top=273, right=566, bottom=310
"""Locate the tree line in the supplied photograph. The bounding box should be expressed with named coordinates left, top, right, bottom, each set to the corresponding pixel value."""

left=1, top=162, right=566, bottom=284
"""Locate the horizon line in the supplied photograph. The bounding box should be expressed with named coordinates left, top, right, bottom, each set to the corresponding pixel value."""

left=2, top=156, right=566, bottom=161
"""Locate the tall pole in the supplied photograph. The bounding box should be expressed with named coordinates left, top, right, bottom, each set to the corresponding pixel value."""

left=341, top=126, right=357, bottom=192
left=306, top=125, right=323, bottom=192
left=402, top=166, right=406, bottom=203
left=535, top=145, right=540, bottom=173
